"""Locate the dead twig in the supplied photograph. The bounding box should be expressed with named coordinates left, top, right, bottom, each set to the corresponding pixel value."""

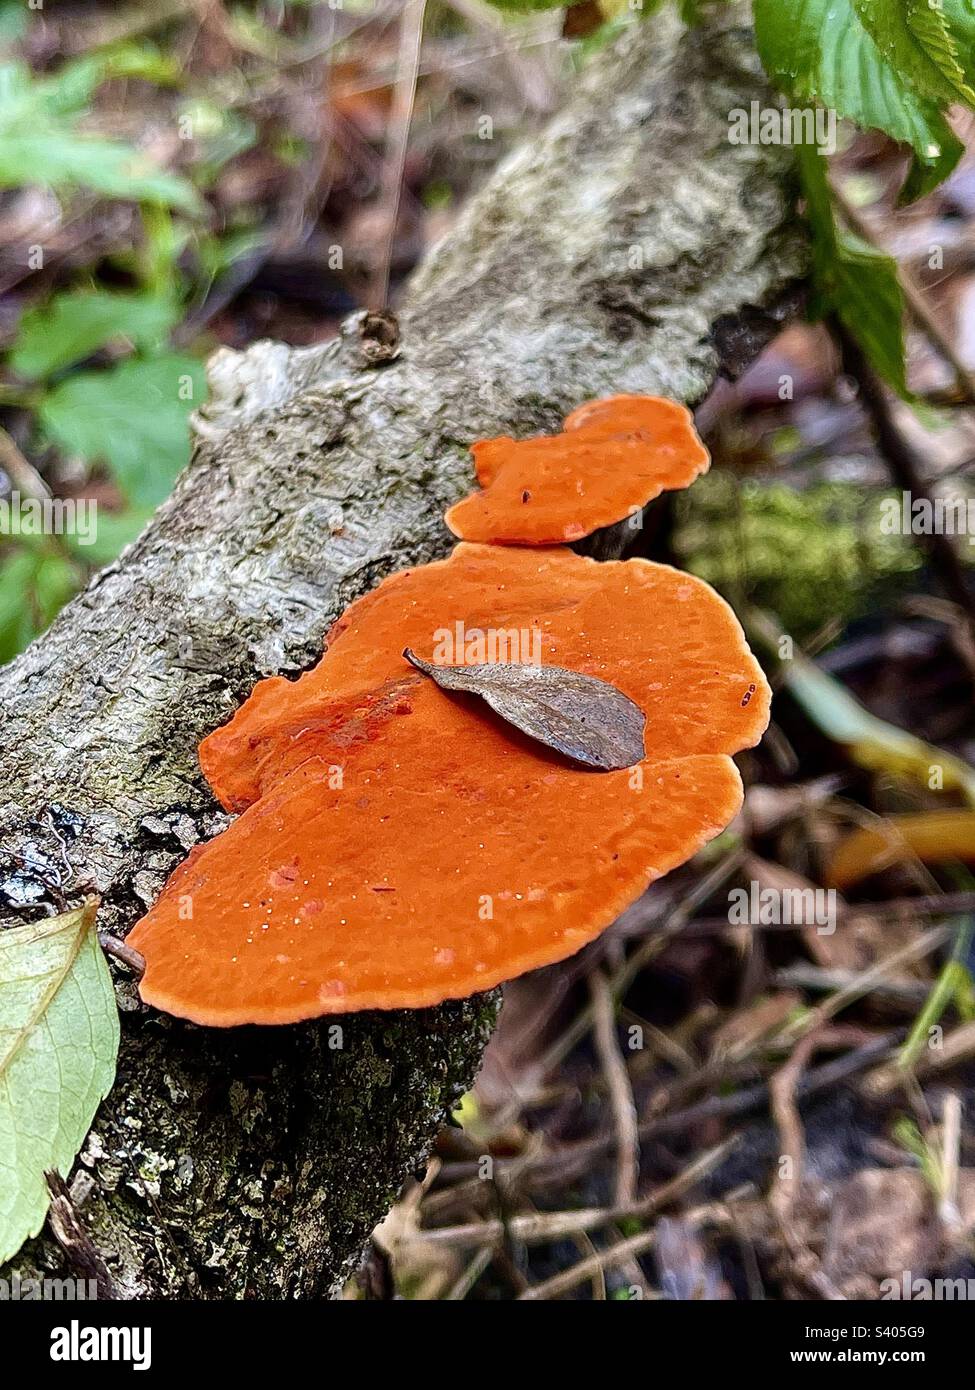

left=673, top=890, right=975, bottom=939
left=780, top=926, right=952, bottom=1041
left=938, top=1091, right=963, bottom=1231
left=44, top=1171, right=116, bottom=1300
left=423, top=1135, right=739, bottom=1250
left=589, top=968, right=639, bottom=1206
left=772, top=963, right=930, bottom=1006
left=441, top=1030, right=900, bottom=1189
left=518, top=1199, right=733, bottom=1302
left=769, top=1025, right=867, bottom=1224
left=0, top=426, right=50, bottom=501
left=372, top=0, right=427, bottom=309
left=866, top=1018, right=975, bottom=1095
left=768, top=1029, right=822, bottom=1223
left=98, top=933, right=146, bottom=976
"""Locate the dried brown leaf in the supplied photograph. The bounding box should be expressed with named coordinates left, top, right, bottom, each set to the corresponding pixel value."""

left=403, top=649, right=646, bottom=771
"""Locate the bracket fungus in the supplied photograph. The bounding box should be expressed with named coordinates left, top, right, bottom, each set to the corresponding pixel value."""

left=129, top=541, right=771, bottom=1026
left=444, top=395, right=709, bottom=546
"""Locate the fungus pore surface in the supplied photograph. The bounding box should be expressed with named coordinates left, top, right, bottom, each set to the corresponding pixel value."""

left=130, top=543, right=770, bottom=1024
left=444, top=394, right=709, bottom=545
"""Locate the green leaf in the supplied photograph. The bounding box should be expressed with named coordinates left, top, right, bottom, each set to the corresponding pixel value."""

left=177, top=100, right=257, bottom=189
left=0, top=61, right=201, bottom=212
left=0, top=550, right=40, bottom=665
left=0, top=133, right=201, bottom=211
left=798, top=145, right=911, bottom=397
left=0, top=546, right=84, bottom=665
left=31, top=551, right=81, bottom=630
left=195, top=226, right=266, bottom=284
left=753, top=0, right=962, bottom=189
left=777, top=636, right=975, bottom=803
left=39, top=355, right=206, bottom=507
left=0, top=901, right=119, bottom=1265
left=45, top=43, right=181, bottom=108
left=901, top=128, right=965, bottom=202
left=0, top=0, right=27, bottom=44
left=33, top=45, right=179, bottom=117
left=898, top=917, right=975, bottom=1070
left=138, top=206, right=190, bottom=300
left=852, top=0, right=975, bottom=107
left=753, top=0, right=971, bottom=386
left=10, top=290, right=178, bottom=380
left=940, top=0, right=975, bottom=89
left=822, top=234, right=909, bottom=394
left=62, top=506, right=154, bottom=567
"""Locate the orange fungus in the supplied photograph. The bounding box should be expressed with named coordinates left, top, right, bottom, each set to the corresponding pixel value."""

left=444, top=394, right=709, bottom=545
left=129, top=542, right=770, bottom=1025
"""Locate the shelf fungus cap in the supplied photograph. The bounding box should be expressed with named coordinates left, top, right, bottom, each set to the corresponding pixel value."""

left=444, top=395, right=709, bottom=546
left=128, top=543, right=769, bottom=1026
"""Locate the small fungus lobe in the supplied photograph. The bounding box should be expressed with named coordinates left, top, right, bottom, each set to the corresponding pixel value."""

left=444, top=394, right=709, bottom=545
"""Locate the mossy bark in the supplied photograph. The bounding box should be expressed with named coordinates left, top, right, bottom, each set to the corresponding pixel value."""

left=0, top=7, right=806, bottom=1297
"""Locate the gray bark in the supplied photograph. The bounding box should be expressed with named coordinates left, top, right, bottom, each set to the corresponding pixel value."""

left=1, top=6, right=805, bottom=1297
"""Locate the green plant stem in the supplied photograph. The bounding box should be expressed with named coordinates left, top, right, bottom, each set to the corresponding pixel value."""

left=898, top=916, right=975, bottom=1070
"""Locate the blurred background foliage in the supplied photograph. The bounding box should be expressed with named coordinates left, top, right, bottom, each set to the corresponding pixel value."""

left=0, top=0, right=559, bottom=659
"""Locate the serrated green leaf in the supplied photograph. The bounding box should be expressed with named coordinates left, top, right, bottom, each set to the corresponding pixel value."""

left=753, top=0, right=962, bottom=189
left=10, top=290, right=178, bottom=380
left=940, top=0, right=975, bottom=89
left=39, top=355, right=206, bottom=507
left=754, top=0, right=970, bottom=383
left=852, top=0, right=975, bottom=107
left=906, top=0, right=975, bottom=96
left=0, top=901, right=119, bottom=1265
left=799, top=145, right=910, bottom=397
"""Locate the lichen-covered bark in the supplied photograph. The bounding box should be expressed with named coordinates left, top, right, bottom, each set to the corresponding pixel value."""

left=0, top=7, right=806, bottom=1296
